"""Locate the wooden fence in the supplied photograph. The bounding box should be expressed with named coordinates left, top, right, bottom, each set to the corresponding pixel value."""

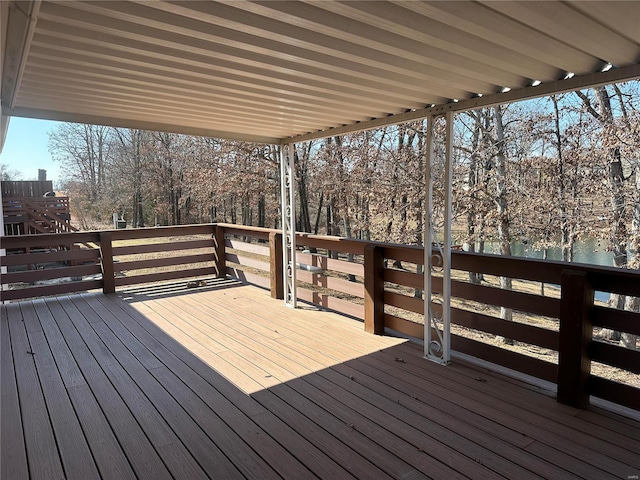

left=2, top=223, right=639, bottom=411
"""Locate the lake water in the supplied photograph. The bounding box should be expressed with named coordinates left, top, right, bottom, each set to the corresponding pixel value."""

left=480, top=237, right=613, bottom=267
left=472, top=238, right=614, bottom=302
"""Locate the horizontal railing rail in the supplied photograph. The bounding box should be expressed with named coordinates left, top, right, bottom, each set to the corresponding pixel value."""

left=2, top=223, right=639, bottom=411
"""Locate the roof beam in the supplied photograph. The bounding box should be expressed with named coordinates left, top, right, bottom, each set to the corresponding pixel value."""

left=285, top=63, right=640, bottom=144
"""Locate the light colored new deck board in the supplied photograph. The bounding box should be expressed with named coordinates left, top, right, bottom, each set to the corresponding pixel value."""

left=154, top=295, right=307, bottom=383
left=168, top=293, right=330, bottom=374
left=137, top=295, right=283, bottom=391
left=216, top=287, right=386, bottom=347
left=140, top=298, right=272, bottom=393
left=190, top=286, right=401, bottom=362
left=135, top=300, right=229, bottom=353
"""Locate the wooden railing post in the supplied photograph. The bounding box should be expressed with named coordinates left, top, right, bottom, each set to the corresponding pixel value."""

left=213, top=225, right=226, bottom=278
left=269, top=232, right=284, bottom=299
left=100, top=232, right=115, bottom=294
left=558, top=269, right=593, bottom=408
left=364, top=244, right=384, bottom=334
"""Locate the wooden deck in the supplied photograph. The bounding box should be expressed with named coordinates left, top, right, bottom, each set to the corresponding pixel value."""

left=2, top=279, right=639, bottom=480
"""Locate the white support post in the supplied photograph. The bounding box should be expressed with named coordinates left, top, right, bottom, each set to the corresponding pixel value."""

left=424, top=115, right=434, bottom=359
left=0, top=186, right=5, bottom=299
left=424, top=113, right=452, bottom=365
left=280, top=143, right=297, bottom=308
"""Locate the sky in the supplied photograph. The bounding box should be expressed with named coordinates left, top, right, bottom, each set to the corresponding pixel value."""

left=0, top=118, right=62, bottom=185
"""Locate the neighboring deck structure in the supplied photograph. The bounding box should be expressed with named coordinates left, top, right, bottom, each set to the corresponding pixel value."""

left=2, top=279, right=639, bottom=480
left=2, top=180, right=74, bottom=236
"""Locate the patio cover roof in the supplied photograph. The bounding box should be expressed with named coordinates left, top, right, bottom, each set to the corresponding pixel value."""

left=1, top=0, right=640, bottom=146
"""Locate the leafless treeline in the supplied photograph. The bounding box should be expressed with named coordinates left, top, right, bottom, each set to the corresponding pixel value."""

left=50, top=82, right=639, bottom=257
left=50, top=82, right=640, bottom=346
left=50, top=85, right=640, bottom=276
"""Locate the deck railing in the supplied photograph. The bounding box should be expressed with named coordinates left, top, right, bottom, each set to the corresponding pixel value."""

left=2, top=223, right=639, bottom=411
left=3, top=196, right=73, bottom=235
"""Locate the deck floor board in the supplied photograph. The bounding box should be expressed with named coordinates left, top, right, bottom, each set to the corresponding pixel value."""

left=2, top=279, right=639, bottom=480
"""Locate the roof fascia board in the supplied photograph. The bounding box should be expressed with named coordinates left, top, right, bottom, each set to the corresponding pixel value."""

left=284, top=63, right=640, bottom=144
left=6, top=106, right=281, bottom=144
left=2, top=1, right=40, bottom=110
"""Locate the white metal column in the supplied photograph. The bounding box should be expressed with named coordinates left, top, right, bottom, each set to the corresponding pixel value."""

left=424, top=112, right=453, bottom=364
left=280, top=143, right=297, bottom=308
left=0, top=186, right=5, bottom=298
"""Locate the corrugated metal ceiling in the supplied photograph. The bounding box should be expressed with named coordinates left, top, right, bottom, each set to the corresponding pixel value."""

left=2, top=0, right=639, bottom=145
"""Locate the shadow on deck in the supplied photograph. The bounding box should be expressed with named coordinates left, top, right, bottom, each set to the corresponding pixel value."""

left=2, top=279, right=639, bottom=480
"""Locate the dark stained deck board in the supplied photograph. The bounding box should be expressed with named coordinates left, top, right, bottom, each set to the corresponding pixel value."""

left=78, top=293, right=283, bottom=480
left=2, top=280, right=639, bottom=480
left=366, top=346, right=638, bottom=477
left=22, top=301, right=100, bottom=480
left=117, top=284, right=640, bottom=480
left=67, top=295, right=244, bottom=480
left=319, top=362, right=580, bottom=480
left=29, top=299, right=136, bottom=480
left=189, top=290, right=632, bottom=478
left=575, top=407, right=640, bottom=441
left=57, top=295, right=207, bottom=480
left=94, top=293, right=351, bottom=480
left=5, top=302, right=66, bottom=480
left=0, top=306, right=29, bottom=480
left=380, top=342, right=640, bottom=468
left=46, top=297, right=174, bottom=480
left=332, top=360, right=598, bottom=480
left=160, top=294, right=552, bottom=478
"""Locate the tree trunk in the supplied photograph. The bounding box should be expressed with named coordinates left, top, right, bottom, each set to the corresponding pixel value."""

left=467, top=111, right=483, bottom=284
left=257, top=195, right=266, bottom=228
left=296, top=147, right=312, bottom=233
left=493, top=106, right=513, bottom=344
left=551, top=95, right=571, bottom=262
left=597, top=87, right=628, bottom=339
left=621, top=159, right=640, bottom=349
